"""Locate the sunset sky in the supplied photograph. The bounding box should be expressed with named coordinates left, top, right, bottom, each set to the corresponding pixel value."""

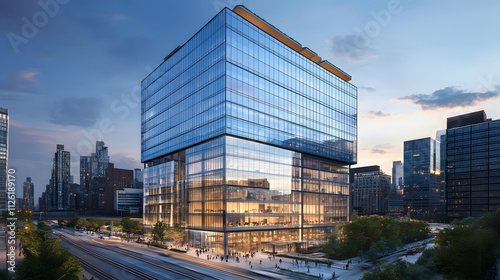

left=2, top=0, right=500, bottom=200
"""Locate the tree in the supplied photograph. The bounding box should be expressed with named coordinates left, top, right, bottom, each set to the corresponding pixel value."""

left=131, top=220, right=143, bottom=236
left=112, top=220, right=122, bottom=227
left=68, top=217, right=83, bottom=229
left=151, top=221, right=168, bottom=243
left=168, top=224, right=185, bottom=245
left=476, top=210, right=500, bottom=235
left=16, top=215, right=82, bottom=279
left=16, top=237, right=82, bottom=280
left=37, top=221, right=52, bottom=231
left=361, top=262, right=405, bottom=280
left=435, top=225, right=499, bottom=279
left=324, top=216, right=430, bottom=260
left=363, top=250, right=438, bottom=280
left=85, top=218, right=104, bottom=233
left=121, top=217, right=142, bottom=237
left=0, top=268, right=13, bottom=280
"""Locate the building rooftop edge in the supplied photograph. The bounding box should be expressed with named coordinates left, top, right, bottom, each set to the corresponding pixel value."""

left=232, top=5, right=351, bottom=82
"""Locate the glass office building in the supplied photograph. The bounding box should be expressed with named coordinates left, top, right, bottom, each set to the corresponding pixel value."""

left=141, top=6, right=357, bottom=255
left=403, top=138, right=445, bottom=214
left=446, top=111, right=500, bottom=218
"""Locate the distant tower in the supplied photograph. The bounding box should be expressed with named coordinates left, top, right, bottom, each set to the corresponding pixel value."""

left=80, top=141, right=109, bottom=193
left=0, top=107, right=8, bottom=211
left=23, top=177, right=34, bottom=211
left=134, top=168, right=143, bottom=189
left=403, top=138, right=444, bottom=214
left=51, top=144, right=71, bottom=210
left=392, top=161, right=403, bottom=191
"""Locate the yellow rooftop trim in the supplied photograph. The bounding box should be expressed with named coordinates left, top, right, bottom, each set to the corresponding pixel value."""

left=300, top=48, right=322, bottom=63
left=233, top=6, right=351, bottom=82
left=233, top=6, right=302, bottom=52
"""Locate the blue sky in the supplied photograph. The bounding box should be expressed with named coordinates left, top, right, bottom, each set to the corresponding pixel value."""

left=2, top=0, right=500, bottom=201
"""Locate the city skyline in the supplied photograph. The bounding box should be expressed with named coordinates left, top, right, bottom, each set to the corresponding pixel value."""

left=2, top=0, right=500, bottom=201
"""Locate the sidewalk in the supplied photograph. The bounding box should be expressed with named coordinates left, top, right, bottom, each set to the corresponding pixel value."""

left=141, top=242, right=354, bottom=279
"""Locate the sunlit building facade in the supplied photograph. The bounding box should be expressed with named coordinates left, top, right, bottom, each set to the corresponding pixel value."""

left=141, top=6, right=357, bottom=255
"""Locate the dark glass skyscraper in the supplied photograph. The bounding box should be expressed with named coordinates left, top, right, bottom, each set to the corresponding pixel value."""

left=23, top=177, right=34, bottom=211
left=50, top=144, right=71, bottom=210
left=403, top=137, right=445, bottom=214
left=0, top=107, right=8, bottom=211
left=446, top=111, right=500, bottom=218
left=141, top=6, right=357, bottom=255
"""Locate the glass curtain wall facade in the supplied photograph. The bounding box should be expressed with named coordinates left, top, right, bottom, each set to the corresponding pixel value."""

left=403, top=138, right=445, bottom=214
left=446, top=112, right=500, bottom=218
left=142, top=6, right=356, bottom=255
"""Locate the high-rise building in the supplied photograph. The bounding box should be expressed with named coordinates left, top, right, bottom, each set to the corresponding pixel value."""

left=39, top=184, right=51, bottom=212
left=69, top=183, right=85, bottom=211
left=446, top=111, right=500, bottom=218
left=104, top=163, right=133, bottom=211
left=80, top=141, right=109, bottom=190
left=134, top=168, right=143, bottom=189
left=95, top=141, right=109, bottom=177
left=403, top=138, right=445, bottom=214
left=392, top=161, right=403, bottom=191
left=22, top=177, right=34, bottom=211
left=141, top=6, right=357, bottom=255
left=350, top=166, right=391, bottom=215
left=88, top=177, right=106, bottom=211
left=0, top=107, right=8, bottom=211
left=50, top=144, right=71, bottom=210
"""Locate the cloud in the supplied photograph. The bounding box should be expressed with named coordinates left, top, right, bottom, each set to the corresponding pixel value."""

left=371, top=143, right=394, bottom=154
left=398, top=86, right=500, bottom=110
left=364, top=110, right=391, bottom=119
left=0, top=71, right=39, bottom=93
left=110, top=152, right=141, bottom=170
left=49, top=97, right=102, bottom=127
left=359, top=86, right=376, bottom=93
left=329, top=34, right=378, bottom=63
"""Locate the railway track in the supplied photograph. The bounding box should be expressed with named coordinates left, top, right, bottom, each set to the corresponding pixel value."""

left=62, top=235, right=209, bottom=280
left=60, top=231, right=280, bottom=280
left=75, top=255, right=120, bottom=280
left=91, top=239, right=264, bottom=280
left=83, top=239, right=218, bottom=279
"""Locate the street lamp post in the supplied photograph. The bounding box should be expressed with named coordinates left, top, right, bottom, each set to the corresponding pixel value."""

left=35, top=229, right=52, bottom=246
